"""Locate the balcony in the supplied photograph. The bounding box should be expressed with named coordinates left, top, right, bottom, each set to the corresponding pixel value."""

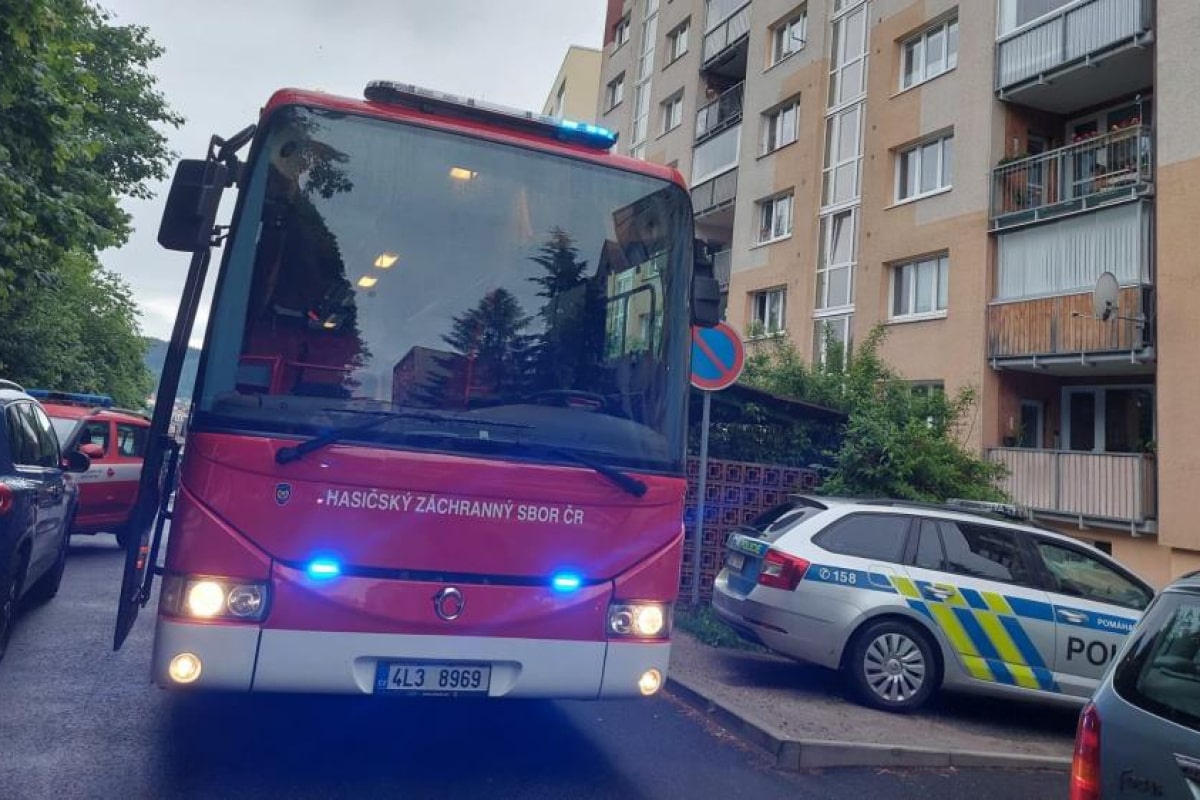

left=988, top=285, right=1153, bottom=373
left=990, top=448, right=1156, bottom=530
left=702, top=2, right=750, bottom=80
left=695, top=82, right=743, bottom=144
left=992, top=124, right=1152, bottom=229
left=996, top=0, right=1154, bottom=113
left=692, top=168, right=738, bottom=219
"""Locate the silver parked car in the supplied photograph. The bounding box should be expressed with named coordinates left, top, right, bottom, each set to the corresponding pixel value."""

left=1071, top=572, right=1200, bottom=800
left=712, top=496, right=1154, bottom=713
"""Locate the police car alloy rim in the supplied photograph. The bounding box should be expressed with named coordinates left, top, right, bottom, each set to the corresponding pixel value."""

left=863, top=632, right=926, bottom=703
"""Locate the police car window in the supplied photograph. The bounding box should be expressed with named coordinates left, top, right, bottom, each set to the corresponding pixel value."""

left=1035, top=540, right=1151, bottom=611
left=815, top=514, right=911, bottom=563
left=81, top=422, right=110, bottom=456
left=116, top=424, right=147, bottom=458
left=915, top=520, right=946, bottom=570
left=1113, top=595, right=1200, bottom=733
left=937, top=521, right=1032, bottom=585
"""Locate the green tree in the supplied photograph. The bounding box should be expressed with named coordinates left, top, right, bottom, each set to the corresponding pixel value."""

left=742, top=326, right=1007, bottom=503
left=0, top=0, right=180, bottom=399
left=527, top=228, right=606, bottom=391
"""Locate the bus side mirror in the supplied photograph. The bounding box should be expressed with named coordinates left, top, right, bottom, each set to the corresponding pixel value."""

left=158, top=159, right=231, bottom=252
left=691, top=239, right=721, bottom=328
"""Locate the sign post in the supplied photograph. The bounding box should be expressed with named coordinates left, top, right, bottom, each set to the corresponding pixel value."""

left=689, top=322, right=745, bottom=606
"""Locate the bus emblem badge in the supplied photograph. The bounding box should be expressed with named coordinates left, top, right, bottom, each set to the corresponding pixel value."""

left=275, top=483, right=292, bottom=506
left=433, top=587, right=465, bottom=621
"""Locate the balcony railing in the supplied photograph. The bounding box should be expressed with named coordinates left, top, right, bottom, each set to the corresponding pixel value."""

left=996, top=0, right=1154, bottom=92
left=989, top=448, right=1156, bottom=526
left=714, top=249, right=732, bottom=289
left=695, top=82, right=744, bottom=144
left=988, top=285, right=1152, bottom=361
left=992, top=124, right=1152, bottom=227
left=692, top=168, right=738, bottom=218
left=703, top=2, right=751, bottom=66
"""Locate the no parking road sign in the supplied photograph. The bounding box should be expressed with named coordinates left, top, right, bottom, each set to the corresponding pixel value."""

left=690, top=322, right=745, bottom=391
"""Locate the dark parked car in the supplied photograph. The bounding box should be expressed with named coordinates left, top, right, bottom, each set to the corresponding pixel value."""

left=0, top=380, right=90, bottom=661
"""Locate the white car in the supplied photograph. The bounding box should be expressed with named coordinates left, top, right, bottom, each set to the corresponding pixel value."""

left=712, top=496, right=1154, bottom=712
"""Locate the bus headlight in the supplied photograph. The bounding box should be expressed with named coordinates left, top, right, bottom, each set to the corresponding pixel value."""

left=608, top=603, right=670, bottom=639
left=162, top=575, right=270, bottom=622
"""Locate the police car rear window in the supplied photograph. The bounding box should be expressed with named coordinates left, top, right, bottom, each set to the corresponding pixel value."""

left=1114, top=594, right=1200, bottom=733
left=814, top=514, right=910, bottom=563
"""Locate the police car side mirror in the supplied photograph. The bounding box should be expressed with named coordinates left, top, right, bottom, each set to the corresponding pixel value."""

left=62, top=450, right=91, bottom=473
left=79, top=443, right=104, bottom=460
left=158, top=159, right=231, bottom=252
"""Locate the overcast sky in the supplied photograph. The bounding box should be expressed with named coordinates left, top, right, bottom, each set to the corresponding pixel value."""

left=98, top=0, right=606, bottom=345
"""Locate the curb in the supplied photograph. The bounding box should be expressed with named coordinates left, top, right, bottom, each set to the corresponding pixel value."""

left=665, top=674, right=1072, bottom=773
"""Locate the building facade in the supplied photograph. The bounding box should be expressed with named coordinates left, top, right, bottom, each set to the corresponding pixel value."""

left=542, top=45, right=604, bottom=122
left=596, top=0, right=1199, bottom=586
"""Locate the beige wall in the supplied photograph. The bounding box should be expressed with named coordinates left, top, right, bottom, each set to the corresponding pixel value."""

left=543, top=47, right=603, bottom=123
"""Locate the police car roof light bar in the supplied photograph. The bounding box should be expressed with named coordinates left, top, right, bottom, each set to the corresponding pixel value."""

left=26, top=389, right=114, bottom=409
left=363, top=80, right=619, bottom=152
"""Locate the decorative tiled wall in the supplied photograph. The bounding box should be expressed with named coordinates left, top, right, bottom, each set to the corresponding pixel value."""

left=680, top=457, right=821, bottom=602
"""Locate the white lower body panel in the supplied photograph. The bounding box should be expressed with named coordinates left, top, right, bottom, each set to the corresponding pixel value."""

left=152, top=619, right=670, bottom=699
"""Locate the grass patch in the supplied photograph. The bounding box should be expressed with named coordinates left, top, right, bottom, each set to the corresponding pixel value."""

left=674, top=603, right=767, bottom=652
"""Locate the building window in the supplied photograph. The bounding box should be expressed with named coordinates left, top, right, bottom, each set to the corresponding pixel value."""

left=901, top=17, right=958, bottom=90
left=761, top=98, right=799, bottom=154
left=615, top=14, right=631, bottom=47
left=896, top=134, right=953, bottom=202
left=757, top=193, right=794, bottom=244
left=828, top=3, right=868, bottom=109
left=606, top=74, right=625, bottom=110
left=891, top=255, right=949, bottom=318
left=552, top=82, right=567, bottom=117
left=667, top=19, right=690, bottom=63
left=816, top=208, right=856, bottom=310
left=661, top=92, right=683, bottom=134
left=813, top=315, right=852, bottom=365
left=751, top=288, right=786, bottom=336
left=770, top=8, right=808, bottom=66
left=822, top=104, right=863, bottom=208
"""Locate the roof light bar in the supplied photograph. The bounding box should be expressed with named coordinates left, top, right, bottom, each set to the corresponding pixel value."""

left=364, top=81, right=618, bottom=151
left=27, top=389, right=113, bottom=408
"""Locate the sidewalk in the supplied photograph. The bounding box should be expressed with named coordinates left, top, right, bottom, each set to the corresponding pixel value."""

left=666, top=631, right=1076, bottom=771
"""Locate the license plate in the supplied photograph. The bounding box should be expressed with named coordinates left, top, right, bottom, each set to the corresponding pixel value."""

left=374, top=662, right=491, bottom=695
left=727, top=552, right=746, bottom=571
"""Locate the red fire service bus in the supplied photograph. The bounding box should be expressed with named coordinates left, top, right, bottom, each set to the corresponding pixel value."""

left=114, top=81, right=721, bottom=699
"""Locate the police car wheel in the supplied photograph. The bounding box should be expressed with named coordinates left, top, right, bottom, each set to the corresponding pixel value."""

left=847, top=620, right=938, bottom=712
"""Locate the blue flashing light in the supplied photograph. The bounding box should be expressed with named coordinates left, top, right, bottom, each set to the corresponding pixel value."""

left=551, top=572, right=583, bottom=593
left=27, top=389, right=113, bottom=408
left=307, top=558, right=342, bottom=580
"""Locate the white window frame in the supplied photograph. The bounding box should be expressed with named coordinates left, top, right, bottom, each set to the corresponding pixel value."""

left=890, top=254, right=949, bottom=320
left=661, top=92, right=684, bottom=134
left=900, top=16, right=959, bottom=91
left=757, top=192, right=794, bottom=244
left=615, top=15, right=632, bottom=48
left=606, top=74, right=625, bottom=110
left=816, top=208, right=857, bottom=311
left=812, top=314, right=853, bottom=366
left=667, top=19, right=690, bottom=63
left=751, top=288, right=787, bottom=336
left=769, top=7, right=808, bottom=66
left=822, top=103, right=864, bottom=210
left=761, top=97, right=799, bottom=155
left=895, top=133, right=954, bottom=203
left=828, top=3, right=868, bottom=111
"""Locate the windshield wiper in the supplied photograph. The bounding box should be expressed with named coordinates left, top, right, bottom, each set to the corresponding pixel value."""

left=548, top=446, right=647, bottom=498
left=274, top=409, right=527, bottom=465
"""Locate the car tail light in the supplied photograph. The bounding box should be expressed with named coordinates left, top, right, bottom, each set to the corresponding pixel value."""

left=1070, top=702, right=1101, bottom=800
left=757, top=550, right=810, bottom=591
left=0, top=484, right=12, bottom=516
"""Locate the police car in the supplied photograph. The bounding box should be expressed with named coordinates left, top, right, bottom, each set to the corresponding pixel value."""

left=712, top=496, right=1154, bottom=713
left=33, top=391, right=150, bottom=548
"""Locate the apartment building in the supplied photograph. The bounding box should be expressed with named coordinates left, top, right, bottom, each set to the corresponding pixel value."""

left=595, top=0, right=1200, bottom=586
left=542, top=46, right=603, bottom=122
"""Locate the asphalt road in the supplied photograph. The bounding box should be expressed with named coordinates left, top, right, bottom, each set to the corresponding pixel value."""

left=0, top=536, right=1070, bottom=799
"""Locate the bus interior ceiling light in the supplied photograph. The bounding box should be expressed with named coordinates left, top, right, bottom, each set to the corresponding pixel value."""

left=357, top=275, right=378, bottom=289
left=374, top=252, right=399, bottom=269
left=551, top=572, right=583, bottom=593
left=307, top=558, right=342, bottom=580
left=363, top=81, right=617, bottom=151
left=449, top=167, right=477, bottom=181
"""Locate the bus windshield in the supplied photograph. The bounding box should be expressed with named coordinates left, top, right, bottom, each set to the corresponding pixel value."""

left=195, top=105, right=693, bottom=473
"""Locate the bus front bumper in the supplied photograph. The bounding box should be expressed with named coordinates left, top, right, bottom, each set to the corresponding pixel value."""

left=152, top=619, right=670, bottom=699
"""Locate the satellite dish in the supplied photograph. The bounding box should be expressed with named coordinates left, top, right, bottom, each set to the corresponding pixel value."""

left=1093, top=272, right=1120, bottom=321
